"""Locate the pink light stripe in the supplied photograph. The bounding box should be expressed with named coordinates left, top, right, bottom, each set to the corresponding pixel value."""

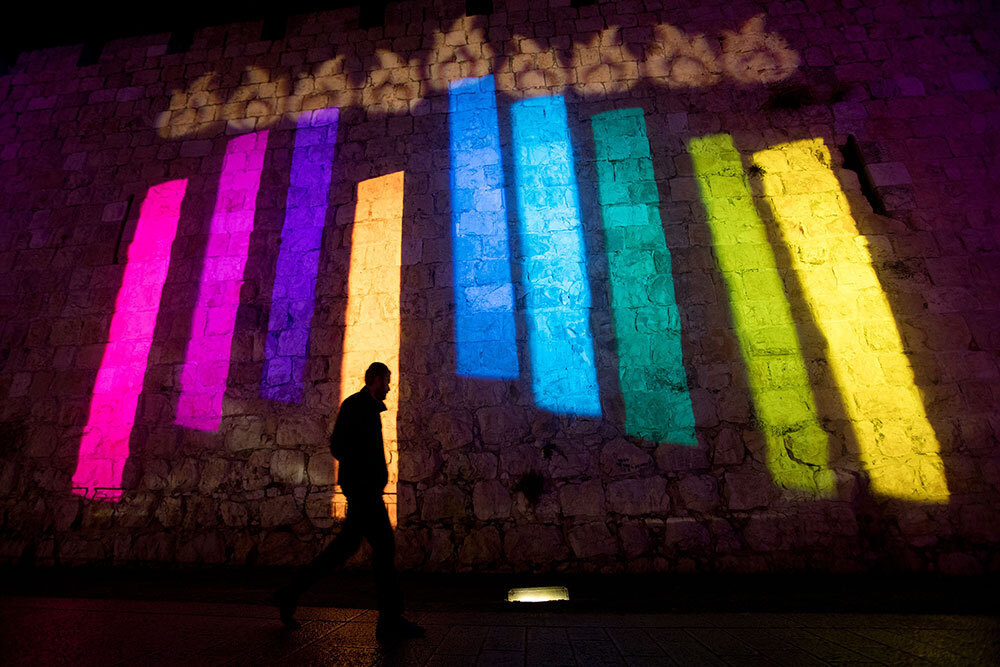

left=176, top=131, right=269, bottom=431
left=72, top=179, right=187, bottom=500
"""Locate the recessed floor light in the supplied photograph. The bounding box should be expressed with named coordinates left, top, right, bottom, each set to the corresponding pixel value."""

left=507, top=586, right=570, bottom=603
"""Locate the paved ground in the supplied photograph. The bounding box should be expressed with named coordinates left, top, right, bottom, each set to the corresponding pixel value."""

left=2, top=569, right=998, bottom=665
left=2, top=594, right=998, bottom=666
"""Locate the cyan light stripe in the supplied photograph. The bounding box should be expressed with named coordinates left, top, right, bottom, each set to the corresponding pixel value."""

left=261, top=108, right=339, bottom=402
left=449, top=76, right=518, bottom=379
left=511, top=95, right=601, bottom=417
left=592, top=108, right=696, bottom=444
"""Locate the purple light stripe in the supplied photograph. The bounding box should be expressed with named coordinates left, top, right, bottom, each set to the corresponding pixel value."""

left=176, top=131, right=268, bottom=431
left=261, top=108, right=339, bottom=402
left=73, top=179, right=187, bottom=499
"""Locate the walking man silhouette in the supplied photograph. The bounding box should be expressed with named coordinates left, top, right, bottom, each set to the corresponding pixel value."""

left=273, top=362, right=424, bottom=640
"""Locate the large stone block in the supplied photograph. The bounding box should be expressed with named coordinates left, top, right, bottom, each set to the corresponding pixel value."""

left=271, top=450, right=305, bottom=485
left=421, top=485, right=467, bottom=522
left=503, top=525, right=568, bottom=565
left=220, top=501, right=248, bottom=527
left=600, top=439, right=654, bottom=478
left=663, top=517, right=712, bottom=551
left=473, top=480, right=512, bottom=520
left=398, top=445, right=439, bottom=482
left=259, top=494, right=300, bottom=527
left=724, top=471, right=775, bottom=510
left=676, top=475, right=720, bottom=512
left=558, top=480, right=606, bottom=517
left=307, top=453, right=337, bottom=486
left=568, top=522, right=618, bottom=559
left=177, top=531, right=225, bottom=564
left=459, top=526, right=502, bottom=565
left=607, top=477, right=669, bottom=515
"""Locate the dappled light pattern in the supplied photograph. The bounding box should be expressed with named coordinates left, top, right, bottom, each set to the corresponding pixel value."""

left=689, top=134, right=833, bottom=495
left=72, top=180, right=186, bottom=499
left=261, top=108, right=339, bottom=403
left=449, top=76, right=518, bottom=379
left=754, top=140, right=949, bottom=502
left=337, top=172, right=404, bottom=524
left=156, top=15, right=801, bottom=138
left=176, top=131, right=268, bottom=431
left=511, top=96, right=601, bottom=418
left=591, top=109, right=696, bottom=445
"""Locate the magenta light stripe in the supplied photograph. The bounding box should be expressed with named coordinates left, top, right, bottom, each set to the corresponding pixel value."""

left=72, top=179, right=187, bottom=500
left=176, top=131, right=269, bottom=431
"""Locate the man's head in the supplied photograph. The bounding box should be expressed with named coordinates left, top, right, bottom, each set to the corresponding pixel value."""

left=365, top=362, right=391, bottom=401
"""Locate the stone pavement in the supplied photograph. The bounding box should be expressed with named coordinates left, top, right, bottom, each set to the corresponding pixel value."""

left=2, top=594, right=998, bottom=666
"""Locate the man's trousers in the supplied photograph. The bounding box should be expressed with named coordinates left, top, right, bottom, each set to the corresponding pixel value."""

left=285, top=492, right=402, bottom=617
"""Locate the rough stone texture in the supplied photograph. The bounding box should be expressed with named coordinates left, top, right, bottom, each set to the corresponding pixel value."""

left=0, top=0, right=997, bottom=574
left=608, top=478, right=670, bottom=515
left=472, top=480, right=512, bottom=521
left=676, top=475, right=721, bottom=513
left=568, top=522, right=618, bottom=559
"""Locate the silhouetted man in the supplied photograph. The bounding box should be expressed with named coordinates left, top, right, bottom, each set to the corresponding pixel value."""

left=273, top=362, right=424, bottom=640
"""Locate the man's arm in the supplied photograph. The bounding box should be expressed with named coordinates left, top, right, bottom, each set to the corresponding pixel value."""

left=329, top=397, right=353, bottom=460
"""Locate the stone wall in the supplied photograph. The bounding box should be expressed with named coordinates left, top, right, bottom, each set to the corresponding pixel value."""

left=1, top=0, right=998, bottom=573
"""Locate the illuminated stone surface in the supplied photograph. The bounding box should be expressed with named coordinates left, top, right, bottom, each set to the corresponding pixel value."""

left=689, top=134, right=833, bottom=496
left=338, top=171, right=404, bottom=523
left=72, top=180, right=186, bottom=499
left=1, top=0, right=997, bottom=574
left=591, top=108, right=697, bottom=445
left=754, top=139, right=949, bottom=502
left=176, top=131, right=269, bottom=431
left=261, top=108, right=339, bottom=403
left=449, top=76, right=518, bottom=379
left=511, top=95, right=601, bottom=418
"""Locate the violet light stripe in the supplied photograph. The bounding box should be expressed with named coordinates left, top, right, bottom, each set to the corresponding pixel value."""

left=72, top=179, right=187, bottom=500
left=176, top=131, right=268, bottom=431
left=261, top=108, right=338, bottom=402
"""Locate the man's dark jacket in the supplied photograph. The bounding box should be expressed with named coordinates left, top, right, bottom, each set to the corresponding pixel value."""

left=330, top=388, right=388, bottom=497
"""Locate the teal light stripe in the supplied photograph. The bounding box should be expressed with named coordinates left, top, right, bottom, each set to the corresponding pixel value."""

left=591, top=109, right=696, bottom=444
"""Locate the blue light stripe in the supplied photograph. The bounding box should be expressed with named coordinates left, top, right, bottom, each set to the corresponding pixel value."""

left=449, top=76, right=519, bottom=379
left=261, top=107, right=338, bottom=402
left=511, top=96, right=601, bottom=417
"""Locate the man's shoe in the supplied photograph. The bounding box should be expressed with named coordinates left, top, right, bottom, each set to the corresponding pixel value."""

left=270, top=590, right=301, bottom=630
left=376, top=615, right=425, bottom=641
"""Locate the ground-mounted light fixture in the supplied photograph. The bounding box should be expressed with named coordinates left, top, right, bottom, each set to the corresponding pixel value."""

left=506, top=586, right=570, bottom=603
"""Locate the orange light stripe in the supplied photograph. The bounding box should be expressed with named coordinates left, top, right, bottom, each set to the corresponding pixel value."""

left=334, top=171, right=404, bottom=524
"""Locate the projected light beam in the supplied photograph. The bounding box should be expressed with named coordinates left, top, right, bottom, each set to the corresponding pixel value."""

left=449, top=76, right=518, bottom=379
left=592, top=108, right=696, bottom=444
left=72, top=180, right=186, bottom=499
left=261, top=108, right=339, bottom=402
left=176, top=131, right=268, bottom=431
left=689, top=134, right=832, bottom=494
left=511, top=96, right=601, bottom=417
left=754, top=139, right=948, bottom=502
left=337, top=171, right=405, bottom=524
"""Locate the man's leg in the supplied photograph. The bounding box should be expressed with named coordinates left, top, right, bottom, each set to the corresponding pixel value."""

left=362, top=496, right=403, bottom=618
left=274, top=497, right=364, bottom=627
left=363, top=496, right=424, bottom=639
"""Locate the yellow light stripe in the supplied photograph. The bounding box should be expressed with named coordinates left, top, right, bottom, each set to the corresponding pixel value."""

left=753, top=139, right=948, bottom=502
left=335, top=171, right=405, bottom=523
left=689, top=135, right=832, bottom=495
